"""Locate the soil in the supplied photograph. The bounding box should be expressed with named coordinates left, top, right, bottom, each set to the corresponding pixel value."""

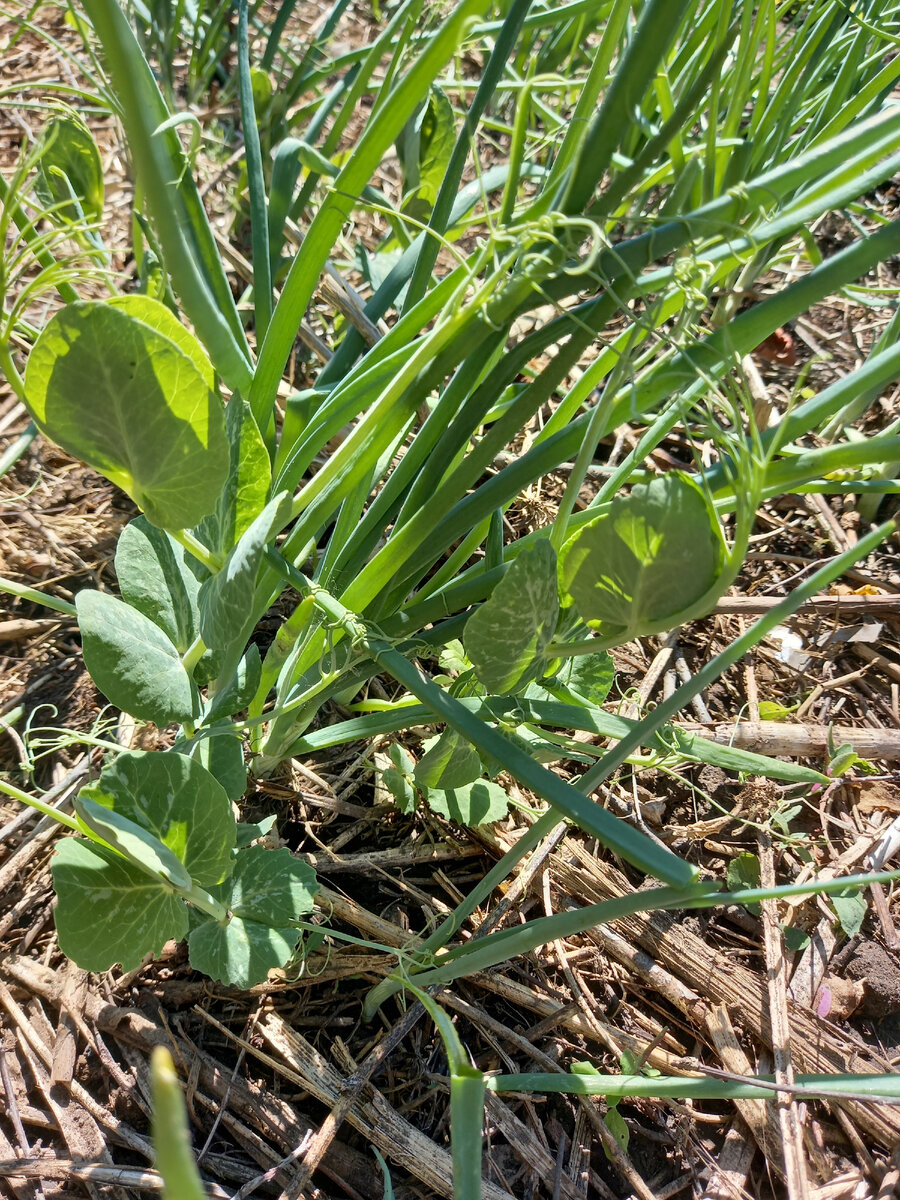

left=835, top=937, right=900, bottom=1020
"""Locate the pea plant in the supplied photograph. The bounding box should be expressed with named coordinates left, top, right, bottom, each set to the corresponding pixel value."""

left=4, top=0, right=900, bottom=1190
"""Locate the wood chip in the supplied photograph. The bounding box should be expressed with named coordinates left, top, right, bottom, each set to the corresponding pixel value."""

left=679, top=720, right=900, bottom=760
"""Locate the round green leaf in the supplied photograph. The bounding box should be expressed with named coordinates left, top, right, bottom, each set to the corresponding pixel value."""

left=414, top=730, right=483, bottom=791
left=250, top=66, right=273, bottom=109
left=235, top=815, right=278, bottom=849
left=726, top=851, right=762, bottom=917
left=559, top=473, right=725, bottom=639
left=198, top=492, right=291, bottom=652
left=548, top=651, right=615, bottom=708
left=603, top=1105, right=630, bottom=1155
left=383, top=767, right=417, bottom=814
left=187, top=916, right=299, bottom=988
left=226, top=844, right=318, bottom=927
left=82, top=749, right=236, bottom=888
left=398, top=85, right=456, bottom=220
left=187, top=845, right=318, bottom=987
left=35, top=112, right=104, bottom=225
left=52, top=837, right=188, bottom=972
left=115, top=516, right=201, bottom=653
left=438, top=640, right=470, bottom=675
left=726, top=851, right=761, bottom=895
left=76, top=590, right=195, bottom=727
left=205, top=644, right=262, bottom=722
left=197, top=398, right=270, bottom=559
left=831, top=889, right=867, bottom=939
left=24, top=299, right=228, bottom=529
left=75, top=794, right=193, bottom=891
left=185, top=727, right=247, bottom=802
left=426, top=779, right=509, bottom=826
left=464, top=540, right=559, bottom=694
left=108, top=295, right=215, bottom=389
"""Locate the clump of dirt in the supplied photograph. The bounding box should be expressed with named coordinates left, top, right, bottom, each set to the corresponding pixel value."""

left=834, top=937, right=900, bottom=1019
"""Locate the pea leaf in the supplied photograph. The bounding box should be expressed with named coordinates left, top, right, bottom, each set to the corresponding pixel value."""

left=502, top=723, right=586, bottom=764
left=24, top=299, right=229, bottom=529
left=603, top=1105, right=630, bottom=1156
left=383, top=768, right=417, bottom=814
left=438, top=640, right=470, bottom=675
left=250, top=66, right=273, bottom=109
left=547, top=650, right=615, bottom=707
left=198, top=492, right=291, bottom=653
left=187, top=845, right=318, bottom=987
left=782, top=926, right=810, bottom=952
left=559, top=473, right=725, bottom=640
left=204, top=644, right=262, bottom=721
left=35, top=111, right=104, bottom=225
left=235, top=815, right=278, bottom=848
left=727, top=851, right=761, bottom=915
left=52, top=837, right=188, bottom=972
left=397, top=85, right=456, bottom=221
left=726, top=851, right=761, bottom=893
left=115, top=517, right=202, bottom=653
left=832, top=889, right=867, bottom=939
left=383, top=743, right=417, bottom=812
left=80, top=749, right=235, bottom=888
left=426, top=780, right=509, bottom=826
left=464, top=540, right=559, bottom=694
left=187, top=917, right=300, bottom=989
left=390, top=743, right=416, bottom=774
left=184, top=726, right=247, bottom=801
left=414, top=730, right=483, bottom=791
left=76, top=590, right=195, bottom=727
left=75, top=794, right=193, bottom=890
left=108, top=295, right=215, bottom=388
left=226, top=844, right=318, bottom=926
left=197, top=398, right=270, bottom=559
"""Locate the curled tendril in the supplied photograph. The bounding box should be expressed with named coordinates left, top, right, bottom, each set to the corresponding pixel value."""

left=652, top=726, right=685, bottom=757
left=477, top=212, right=607, bottom=333
left=282, top=926, right=333, bottom=981
left=672, top=254, right=717, bottom=309
left=490, top=211, right=605, bottom=278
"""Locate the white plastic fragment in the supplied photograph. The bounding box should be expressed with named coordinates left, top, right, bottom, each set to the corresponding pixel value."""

left=766, top=624, right=809, bottom=669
